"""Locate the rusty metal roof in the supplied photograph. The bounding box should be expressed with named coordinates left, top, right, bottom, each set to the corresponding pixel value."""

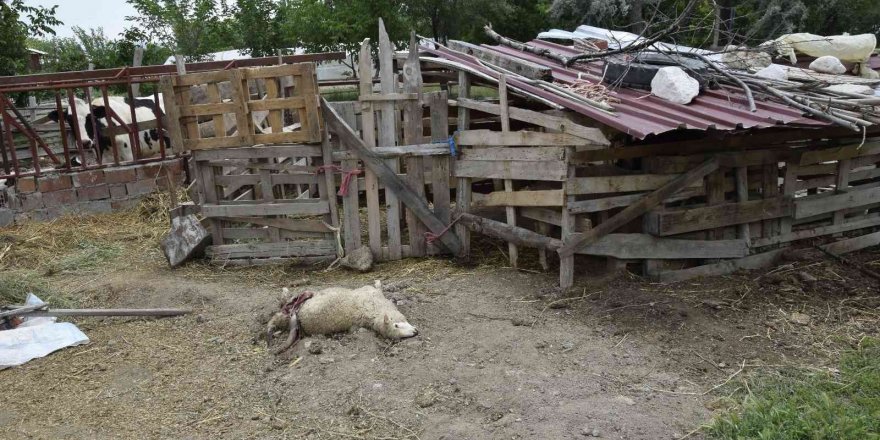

left=425, top=41, right=826, bottom=139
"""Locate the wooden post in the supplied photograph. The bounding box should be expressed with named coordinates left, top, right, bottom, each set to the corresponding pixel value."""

left=762, top=164, right=779, bottom=238
left=498, top=74, right=518, bottom=268
left=779, top=163, right=798, bottom=236
left=560, top=162, right=576, bottom=289
left=402, top=32, right=427, bottom=257
left=455, top=70, right=472, bottom=258
left=735, top=166, right=752, bottom=245
left=378, top=19, right=402, bottom=260
left=87, top=62, right=96, bottom=100
left=832, top=159, right=851, bottom=235
left=359, top=39, right=382, bottom=258
left=131, top=45, right=144, bottom=97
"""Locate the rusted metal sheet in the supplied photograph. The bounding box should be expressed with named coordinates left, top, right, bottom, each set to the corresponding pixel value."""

left=425, top=41, right=827, bottom=139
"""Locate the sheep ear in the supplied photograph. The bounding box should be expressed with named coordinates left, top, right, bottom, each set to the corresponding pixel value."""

left=383, top=314, right=390, bottom=325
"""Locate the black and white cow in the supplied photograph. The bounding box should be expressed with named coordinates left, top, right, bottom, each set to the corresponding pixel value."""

left=48, top=96, right=171, bottom=164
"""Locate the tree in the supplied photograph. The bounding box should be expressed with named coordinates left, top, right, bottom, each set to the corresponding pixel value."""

left=0, top=0, right=61, bottom=76
left=406, top=0, right=550, bottom=45
left=230, top=0, right=285, bottom=57
left=126, top=0, right=232, bottom=60
left=278, top=0, right=410, bottom=76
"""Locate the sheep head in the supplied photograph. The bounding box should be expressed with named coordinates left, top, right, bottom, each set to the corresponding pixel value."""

left=382, top=314, right=418, bottom=339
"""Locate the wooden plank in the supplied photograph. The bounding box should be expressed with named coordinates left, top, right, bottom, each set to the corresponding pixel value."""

left=447, top=40, right=553, bottom=80
left=241, top=63, right=308, bottom=79
left=201, top=201, right=330, bottom=218
left=567, top=174, right=703, bottom=194
left=358, top=92, right=418, bottom=102
left=832, top=158, right=852, bottom=230
left=707, top=169, right=726, bottom=239
left=453, top=159, right=567, bottom=181
left=192, top=145, right=322, bottom=160
left=795, top=185, right=880, bottom=219
left=473, top=189, right=564, bottom=207
left=648, top=197, right=793, bottom=237
left=575, top=234, right=748, bottom=259
left=332, top=143, right=448, bottom=160
left=460, top=146, right=565, bottom=162
left=320, top=126, right=340, bottom=229
left=428, top=90, right=451, bottom=233
left=160, top=76, right=185, bottom=152
left=454, top=98, right=609, bottom=146
left=657, top=249, right=786, bottom=284
left=358, top=38, right=382, bottom=258
left=247, top=97, right=307, bottom=112
left=821, top=231, right=880, bottom=255
left=457, top=129, right=596, bottom=147
left=378, top=19, right=402, bottom=260
left=560, top=163, right=577, bottom=288
left=457, top=213, right=563, bottom=250
left=735, top=167, right=752, bottom=244
left=521, top=207, right=591, bottom=230
left=403, top=33, right=426, bottom=258
left=455, top=71, right=472, bottom=258
left=762, top=164, right=779, bottom=238
left=779, top=164, right=797, bottom=235
left=752, top=214, right=880, bottom=247
left=799, top=141, right=880, bottom=165
left=558, top=158, right=720, bottom=258
left=498, top=74, right=517, bottom=268
left=322, top=96, right=463, bottom=256
left=216, top=216, right=330, bottom=232
left=566, top=188, right=701, bottom=214
left=207, top=240, right=336, bottom=259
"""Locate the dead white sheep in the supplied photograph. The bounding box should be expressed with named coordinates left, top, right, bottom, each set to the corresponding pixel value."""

left=268, top=281, right=418, bottom=354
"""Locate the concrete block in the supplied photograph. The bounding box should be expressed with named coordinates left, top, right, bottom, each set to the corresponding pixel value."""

left=111, top=198, right=141, bottom=211
left=109, top=184, right=128, bottom=199
left=71, top=169, right=105, bottom=187
left=16, top=176, right=37, bottom=193
left=37, top=175, right=73, bottom=193
left=126, top=179, right=158, bottom=196
left=78, top=200, right=113, bottom=214
left=41, top=189, right=77, bottom=208
left=0, top=208, right=13, bottom=227
left=77, top=184, right=111, bottom=201
left=104, top=166, right=138, bottom=184
left=19, top=192, right=44, bottom=210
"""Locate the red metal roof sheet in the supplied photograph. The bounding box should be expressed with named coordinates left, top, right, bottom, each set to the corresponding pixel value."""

left=425, top=41, right=826, bottom=139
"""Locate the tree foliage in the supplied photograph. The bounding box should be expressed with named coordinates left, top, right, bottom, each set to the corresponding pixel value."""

left=126, top=0, right=233, bottom=60
left=0, top=0, right=61, bottom=75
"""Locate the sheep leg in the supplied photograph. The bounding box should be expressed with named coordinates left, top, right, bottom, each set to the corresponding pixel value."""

left=272, top=314, right=300, bottom=355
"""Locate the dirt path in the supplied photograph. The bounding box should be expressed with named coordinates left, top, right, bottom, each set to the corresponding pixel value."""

left=4, top=249, right=879, bottom=440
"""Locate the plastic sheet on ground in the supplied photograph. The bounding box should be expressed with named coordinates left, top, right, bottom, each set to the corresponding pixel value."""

left=0, top=294, right=89, bottom=369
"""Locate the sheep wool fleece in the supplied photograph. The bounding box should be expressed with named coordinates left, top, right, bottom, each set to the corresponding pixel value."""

left=297, top=284, right=407, bottom=338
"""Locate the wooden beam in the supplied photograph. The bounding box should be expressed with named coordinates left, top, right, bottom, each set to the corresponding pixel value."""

left=321, top=96, right=463, bottom=256
left=207, top=240, right=336, bottom=259
left=457, top=129, right=596, bottom=147
left=646, top=197, right=794, bottom=237
left=657, top=249, right=786, bottom=284
left=457, top=212, right=562, bottom=250
left=447, top=40, right=553, bottom=81
left=454, top=98, right=609, bottom=146
left=795, top=186, right=880, bottom=219
left=821, top=231, right=880, bottom=255
left=752, top=214, right=880, bottom=247
left=473, top=189, right=565, bottom=207
left=520, top=207, right=591, bottom=230
left=557, top=157, right=720, bottom=258
left=452, top=159, right=567, bottom=181
left=576, top=234, right=748, bottom=259
left=566, top=174, right=704, bottom=194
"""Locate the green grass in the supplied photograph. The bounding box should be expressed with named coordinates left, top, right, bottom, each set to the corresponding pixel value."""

left=708, top=338, right=880, bottom=440
left=0, top=270, right=78, bottom=308
left=47, top=240, right=122, bottom=274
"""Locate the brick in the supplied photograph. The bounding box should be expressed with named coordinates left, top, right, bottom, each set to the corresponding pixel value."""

left=109, top=184, right=128, bottom=199
left=16, top=176, right=37, bottom=193
left=19, top=192, right=43, bottom=210
left=126, top=179, right=158, bottom=196
left=71, top=169, right=105, bottom=187
left=104, top=167, right=138, bottom=184
left=41, top=189, right=77, bottom=208
left=157, top=172, right=185, bottom=190
left=37, top=175, right=73, bottom=193
left=77, top=184, right=111, bottom=201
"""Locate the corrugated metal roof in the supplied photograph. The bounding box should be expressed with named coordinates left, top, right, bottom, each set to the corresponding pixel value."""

left=425, top=40, right=826, bottom=139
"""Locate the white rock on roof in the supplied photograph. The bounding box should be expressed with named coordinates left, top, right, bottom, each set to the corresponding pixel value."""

left=755, top=64, right=789, bottom=81
left=823, top=84, right=876, bottom=95
left=651, top=66, right=700, bottom=105
left=809, top=56, right=847, bottom=74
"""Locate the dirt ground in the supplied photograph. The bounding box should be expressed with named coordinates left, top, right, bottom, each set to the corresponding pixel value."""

left=3, top=215, right=880, bottom=439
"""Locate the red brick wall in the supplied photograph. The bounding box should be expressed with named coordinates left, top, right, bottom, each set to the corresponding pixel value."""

left=1, top=159, right=186, bottom=226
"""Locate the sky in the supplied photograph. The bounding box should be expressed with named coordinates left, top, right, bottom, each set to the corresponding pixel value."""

left=24, top=0, right=136, bottom=39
